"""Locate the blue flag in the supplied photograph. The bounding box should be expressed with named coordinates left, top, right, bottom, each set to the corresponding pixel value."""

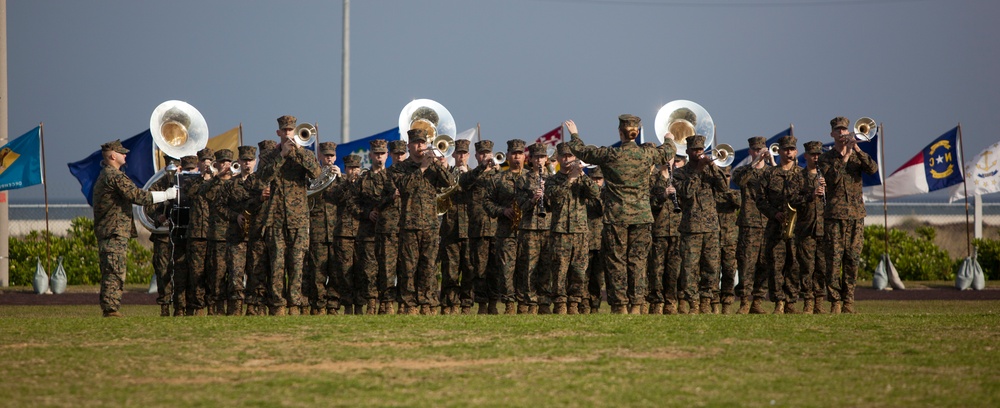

left=798, top=129, right=882, bottom=188
left=68, top=130, right=156, bottom=205
left=864, top=126, right=960, bottom=200
left=729, top=127, right=792, bottom=189
left=0, top=126, right=44, bottom=191
left=331, top=127, right=401, bottom=169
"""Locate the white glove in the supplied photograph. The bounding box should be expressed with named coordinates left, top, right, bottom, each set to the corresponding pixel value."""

left=151, top=187, right=178, bottom=204
left=164, top=187, right=178, bottom=200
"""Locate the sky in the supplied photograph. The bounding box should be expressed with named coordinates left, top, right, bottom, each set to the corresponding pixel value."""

left=4, top=0, right=999, bottom=203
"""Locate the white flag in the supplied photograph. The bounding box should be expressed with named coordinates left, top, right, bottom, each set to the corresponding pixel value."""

left=949, top=140, right=1000, bottom=202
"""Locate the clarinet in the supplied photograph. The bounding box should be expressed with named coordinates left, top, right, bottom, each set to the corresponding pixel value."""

left=815, top=171, right=826, bottom=207
left=668, top=165, right=681, bottom=214
left=535, top=168, right=547, bottom=218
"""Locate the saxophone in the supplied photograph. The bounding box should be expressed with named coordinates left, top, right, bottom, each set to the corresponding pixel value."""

left=782, top=202, right=797, bottom=239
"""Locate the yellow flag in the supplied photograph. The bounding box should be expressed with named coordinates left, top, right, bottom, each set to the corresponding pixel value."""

left=154, top=125, right=242, bottom=170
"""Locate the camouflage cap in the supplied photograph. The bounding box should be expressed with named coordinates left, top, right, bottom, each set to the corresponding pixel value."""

left=214, top=149, right=234, bottom=162
left=197, top=147, right=215, bottom=161
left=101, top=140, right=129, bottom=154
left=588, top=166, right=604, bottom=179
left=830, top=116, right=850, bottom=130
left=556, top=142, right=572, bottom=156
left=389, top=140, right=407, bottom=154
left=748, top=136, right=767, bottom=149
left=277, top=115, right=297, bottom=130
left=238, top=145, right=257, bottom=160
left=618, top=114, right=641, bottom=129
left=475, top=140, right=494, bottom=153
left=407, top=128, right=428, bottom=143
left=369, top=139, right=388, bottom=153
left=804, top=140, right=824, bottom=154
left=343, top=154, right=362, bottom=168
left=454, top=139, right=470, bottom=153
left=319, top=141, right=337, bottom=155
left=528, top=142, right=548, bottom=157
left=685, top=135, right=706, bottom=150
left=259, top=139, right=278, bottom=151
left=180, top=155, right=198, bottom=170
left=778, top=135, right=798, bottom=149
left=507, top=139, right=526, bottom=153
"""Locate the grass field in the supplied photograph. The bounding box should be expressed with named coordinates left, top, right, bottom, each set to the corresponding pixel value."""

left=1, top=300, right=998, bottom=407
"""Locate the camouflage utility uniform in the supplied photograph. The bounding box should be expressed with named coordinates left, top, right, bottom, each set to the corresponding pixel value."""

left=545, top=168, right=600, bottom=313
left=647, top=170, right=683, bottom=313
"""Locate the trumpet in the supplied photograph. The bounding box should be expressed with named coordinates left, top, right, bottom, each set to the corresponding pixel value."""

left=769, top=143, right=781, bottom=156
left=707, top=143, right=735, bottom=167
left=294, top=123, right=317, bottom=147
left=851, top=117, right=876, bottom=142
left=493, top=152, right=506, bottom=166
left=231, top=162, right=242, bottom=176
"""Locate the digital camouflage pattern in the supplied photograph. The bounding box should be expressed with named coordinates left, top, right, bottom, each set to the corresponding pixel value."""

left=483, top=168, right=526, bottom=303
left=145, top=174, right=174, bottom=307
left=200, top=177, right=234, bottom=310
left=824, top=219, right=864, bottom=303
left=796, top=168, right=827, bottom=301
left=397, top=158, right=454, bottom=310
left=717, top=187, right=741, bottom=301
left=439, top=166, right=473, bottom=308
left=515, top=169, right=554, bottom=306
left=545, top=171, right=599, bottom=305
left=361, top=165, right=402, bottom=304
left=460, top=165, right=499, bottom=307
left=674, top=164, right=728, bottom=301
left=757, top=165, right=807, bottom=303
left=732, top=163, right=770, bottom=301
left=648, top=171, right=684, bottom=305
left=329, top=175, right=361, bottom=309
left=586, top=194, right=604, bottom=309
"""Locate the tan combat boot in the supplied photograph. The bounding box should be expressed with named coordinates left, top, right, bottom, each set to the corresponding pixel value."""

left=711, top=302, right=721, bottom=315
left=160, top=305, right=170, bottom=317
left=194, top=308, right=208, bottom=316
left=737, top=296, right=751, bottom=315
left=831, top=301, right=842, bottom=315
left=663, top=302, right=678, bottom=315
left=628, top=304, right=641, bottom=315
left=720, top=296, right=734, bottom=314
left=610, top=305, right=626, bottom=314
left=418, top=305, right=430, bottom=315
left=527, top=305, right=539, bottom=315
left=103, top=310, right=123, bottom=318
left=813, top=298, right=826, bottom=314
left=538, top=304, right=551, bottom=315
left=271, top=306, right=285, bottom=316
left=461, top=306, right=472, bottom=315
left=677, top=300, right=689, bottom=314
left=649, top=303, right=664, bottom=315
left=367, top=299, right=378, bottom=315
left=503, top=301, right=516, bottom=315
left=802, top=299, right=814, bottom=315
left=478, top=302, right=488, bottom=315
left=231, top=300, right=244, bottom=316
left=517, top=303, right=529, bottom=314
left=288, top=306, right=300, bottom=316
left=784, top=302, right=798, bottom=314
left=773, top=300, right=785, bottom=315
left=699, top=298, right=712, bottom=314
left=567, top=302, right=579, bottom=315
left=554, top=303, right=567, bottom=315
left=749, top=298, right=766, bottom=314
left=688, top=300, right=700, bottom=315
left=579, top=302, right=591, bottom=314
left=843, top=301, right=856, bottom=314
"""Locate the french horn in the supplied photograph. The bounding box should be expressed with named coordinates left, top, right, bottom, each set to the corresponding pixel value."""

left=398, top=99, right=457, bottom=145
left=654, top=100, right=715, bottom=152
left=136, top=100, right=210, bottom=234
left=307, top=165, right=339, bottom=197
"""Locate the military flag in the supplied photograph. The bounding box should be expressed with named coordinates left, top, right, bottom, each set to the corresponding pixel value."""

left=949, top=139, right=1000, bottom=202
left=334, top=127, right=401, bottom=169
left=0, top=126, right=44, bottom=191
left=864, top=126, right=963, bottom=201
left=68, top=130, right=155, bottom=205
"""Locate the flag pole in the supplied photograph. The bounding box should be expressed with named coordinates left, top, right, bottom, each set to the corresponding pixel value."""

left=477, top=122, right=481, bottom=142
left=0, top=0, right=10, bottom=287
left=880, top=123, right=889, bottom=256
left=40, top=122, right=51, bottom=272
left=238, top=122, right=243, bottom=147
left=790, top=123, right=795, bottom=137
left=958, top=123, right=971, bottom=257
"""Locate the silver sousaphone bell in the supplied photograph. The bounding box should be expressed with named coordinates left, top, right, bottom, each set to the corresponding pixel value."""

left=398, top=99, right=457, bottom=148
left=654, top=100, right=716, bottom=153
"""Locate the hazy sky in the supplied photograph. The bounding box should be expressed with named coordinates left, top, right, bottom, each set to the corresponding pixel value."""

left=5, top=0, right=999, bottom=202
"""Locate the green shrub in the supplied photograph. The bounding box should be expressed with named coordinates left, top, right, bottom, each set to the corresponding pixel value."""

left=861, top=224, right=954, bottom=281
left=9, top=217, right=151, bottom=286
left=971, top=238, right=1000, bottom=280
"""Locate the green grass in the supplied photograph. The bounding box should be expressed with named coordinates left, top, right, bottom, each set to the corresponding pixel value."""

left=1, top=301, right=998, bottom=407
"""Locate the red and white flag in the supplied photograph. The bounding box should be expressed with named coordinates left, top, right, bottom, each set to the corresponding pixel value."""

left=535, top=126, right=563, bottom=148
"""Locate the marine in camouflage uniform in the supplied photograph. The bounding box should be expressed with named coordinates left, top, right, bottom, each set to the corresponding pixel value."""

left=795, top=141, right=828, bottom=314
left=184, top=147, right=215, bottom=315
left=438, top=139, right=473, bottom=314
left=647, top=156, right=685, bottom=315
left=584, top=168, right=605, bottom=314
left=167, top=156, right=199, bottom=315
left=482, top=139, right=528, bottom=315
left=460, top=140, right=499, bottom=314
left=256, top=115, right=323, bottom=315
left=200, top=149, right=236, bottom=315
left=219, top=145, right=257, bottom=316
left=397, top=129, right=454, bottom=314
left=244, top=140, right=278, bottom=316
left=818, top=117, right=878, bottom=314
left=673, top=135, right=729, bottom=314
left=545, top=143, right=600, bottom=314
left=732, top=136, right=771, bottom=314
left=92, top=140, right=174, bottom=317
left=371, top=140, right=407, bottom=314
left=306, top=142, right=340, bottom=314
left=330, top=155, right=363, bottom=314
left=145, top=154, right=177, bottom=316
left=565, top=116, right=674, bottom=314
left=355, top=141, right=390, bottom=315
left=716, top=168, right=741, bottom=314
left=514, top=143, right=554, bottom=314
left=757, top=135, right=806, bottom=314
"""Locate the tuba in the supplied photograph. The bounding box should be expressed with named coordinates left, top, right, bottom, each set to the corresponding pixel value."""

left=398, top=99, right=457, bottom=147
left=294, top=123, right=318, bottom=147
left=654, top=100, right=715, bottom=152
left=134, top=100, right=209, bottom=234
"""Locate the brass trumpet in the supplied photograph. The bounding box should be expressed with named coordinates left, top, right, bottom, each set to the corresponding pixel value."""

left=852, top=117, right=876, bottom=142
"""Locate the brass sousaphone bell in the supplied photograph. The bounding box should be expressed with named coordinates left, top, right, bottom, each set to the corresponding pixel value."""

left=654, top=100, right=716, bottom=152
left=398, top=99, right=457, bottom=154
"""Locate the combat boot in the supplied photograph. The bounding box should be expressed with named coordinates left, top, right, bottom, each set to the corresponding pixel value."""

left=194, top=308, right=208, bottom=316
left=206, top=305, right=216, bottom=316
left=517, top=303, right=529, bottom=314
left=500, top=301, right=512, bottom=315
left=406, top=305, right=419, bottom=315
left=699, top=298, right=712, bottom=314
left=386, top=302, right=396, bottom=315
left=677, top=300, right=689, bottom=314
left=567, top=302, right=579, bottom=315
left=773, top=300, right=785, bottom=315
left=749, top=298, right=766, bottom=314
left=843, top=301, right=856, bottom=314
left=784, top=302, right=798, bottom=314
left=441, top=305, right=452, bottom=315
left=649, top=303, right=664, bottom=315
left=628, top=304, right=641, bottom=315
left=688, top=300, right=700, bottom=315
left=610, top=305, right=626, bottom=314
left=397, top=303, right=406, bottom=315
left=367, top=299, right=378, bottom=315
left=344, top=304, right=355, bottom=315
left=711, top=302, right=721, bottom=315
left=579, top=302, right=591, bottom=314
left=814, top=297, right=826, bottom=314
left=288, top=306, right=300, bottom=316
left=173, top=305, right=185, bottom=317
left=528, top=305, right=539, bottom=315
left=737, top=296, right=751, bottom=314
left=102, top=310, right=123, bottom=318
left=554, top=303, right=567, bottom=315
left=478, top=302, right=488, bottom=315
left=230, top=300, right=244, bottom=316
left=721, top=296, right=735, bottom=314
left=538, top=304, right=551, bottom=315
left=419, top=305, right=431, bottom=315
left=802, top=299, right=815, bottom=315
left=663, top=302, right=677, bottom=315
left=461, top=306, right=472, bottom=315
left=327, top=307, right=339, bottom=316
left=160, top=305, right=171, bottom=317
left=831, top=301, right=842, bottom=315
left=309, top=307, right=324, bottom=316
left=270, top=306, right=285, bottom=316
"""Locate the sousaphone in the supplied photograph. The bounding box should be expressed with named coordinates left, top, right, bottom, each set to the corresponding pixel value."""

left=135, top=100, right=210, bottom=234
left=398, top=99, right=457, bottom=148
left=654, top=100, right=716, bottom=152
